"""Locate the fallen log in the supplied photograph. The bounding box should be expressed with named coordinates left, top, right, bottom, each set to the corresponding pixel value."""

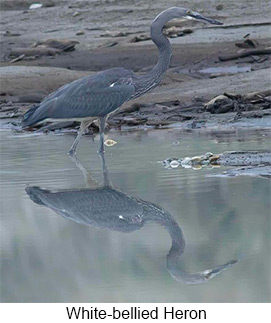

left=218, top=48, right=271, bottom=61
left=10, top=47, right=61, bottom=57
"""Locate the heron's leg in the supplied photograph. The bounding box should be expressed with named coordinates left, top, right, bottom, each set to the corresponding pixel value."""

left=98, top=116, right=107, bottom=154
left=69, top=154, right=98, bottom=188
left=99, top=149, right=110, bottom=186
left=68, top=119, right=93, bottom=156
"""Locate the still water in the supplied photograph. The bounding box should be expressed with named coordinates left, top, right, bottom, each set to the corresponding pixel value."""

left=1, top=128, right=270, bottom=302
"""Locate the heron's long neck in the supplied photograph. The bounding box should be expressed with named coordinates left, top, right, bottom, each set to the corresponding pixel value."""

left=142, top=202, right=185, bottom=255
left=149, top=20, right=172, bottom=79
left=134, top=19, right=172, bottom=96
left=142, top=201, right=236, bottom=284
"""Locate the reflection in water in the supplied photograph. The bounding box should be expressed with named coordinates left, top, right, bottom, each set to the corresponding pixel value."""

left=26, top=153, right=237, bottom=285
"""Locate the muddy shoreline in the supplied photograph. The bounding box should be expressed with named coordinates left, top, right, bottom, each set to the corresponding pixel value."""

left=1, top=0, right=271, bottom=135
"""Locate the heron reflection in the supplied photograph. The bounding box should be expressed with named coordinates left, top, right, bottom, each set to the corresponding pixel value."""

left=26, top=153, right=237, bottom=284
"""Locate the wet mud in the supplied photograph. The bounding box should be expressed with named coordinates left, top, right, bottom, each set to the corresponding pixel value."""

left=1, top=0, right=271, bottom=177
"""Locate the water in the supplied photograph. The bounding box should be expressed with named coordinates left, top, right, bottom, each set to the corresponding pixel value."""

left=1, top=128, right=270, bottom=302
left=199, top=66, right=252, bottom=75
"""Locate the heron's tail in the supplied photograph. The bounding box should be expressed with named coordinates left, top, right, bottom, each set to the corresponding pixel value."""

left=25, top=186, right=49, bottom=206
left=21, top=104, right=42, bottom=128
left=21, top=99, right=53, bottom=128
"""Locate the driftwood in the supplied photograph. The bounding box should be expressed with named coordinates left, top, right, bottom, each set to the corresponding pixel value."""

left=10, top=47, right=61, bottom=57
left=9, top=39, right=78, bottom=61
left=205, top=91, right=271, bottom=114
left=32, top=39, right=79, bottom=52
left=9, top=54, right=25, bottom=63
left=218, top=48, right=271, bottom=61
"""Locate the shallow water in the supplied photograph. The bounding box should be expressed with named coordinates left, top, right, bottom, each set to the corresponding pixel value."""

left=199, top=66, right=252, bottom=75
left=1, top=128, right=270, bottom=302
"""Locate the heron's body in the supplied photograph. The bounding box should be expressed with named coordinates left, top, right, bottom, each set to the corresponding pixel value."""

left=21, top=7, right=222, bottom=154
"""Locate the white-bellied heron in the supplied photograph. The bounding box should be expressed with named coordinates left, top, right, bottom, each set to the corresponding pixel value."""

left=21, top=7, right=222, bottom=155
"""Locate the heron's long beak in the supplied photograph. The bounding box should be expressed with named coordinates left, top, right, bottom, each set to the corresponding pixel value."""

left=187, top=11, right=223, bottom=25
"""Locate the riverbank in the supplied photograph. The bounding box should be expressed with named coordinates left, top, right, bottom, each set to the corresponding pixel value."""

left=1, top=0, right=270, bottom=133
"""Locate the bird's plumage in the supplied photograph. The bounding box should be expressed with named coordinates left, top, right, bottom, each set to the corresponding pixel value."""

left=21, top=7, right=222, bottom=154
left=21, top=68, right=135, bottom=127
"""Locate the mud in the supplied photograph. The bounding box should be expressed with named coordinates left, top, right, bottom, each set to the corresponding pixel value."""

left=210, top=165, right=271, bottom=179
left=212, top=150, right=271, bottom=179
left=217, top=151, right=271, bottom=166
left=0, top=0, right=270, bottom=134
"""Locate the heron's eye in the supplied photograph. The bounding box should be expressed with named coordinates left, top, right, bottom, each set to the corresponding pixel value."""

left=186, top=10, right=192, bottom=15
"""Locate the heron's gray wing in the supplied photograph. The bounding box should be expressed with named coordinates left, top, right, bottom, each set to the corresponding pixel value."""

left=26, top=186, right=144, bottom=232
left=22, top=68, right=135, bottom=126
left=41, top=67, right=133, bottom=105
left=53, top=83, right=135, bottom=118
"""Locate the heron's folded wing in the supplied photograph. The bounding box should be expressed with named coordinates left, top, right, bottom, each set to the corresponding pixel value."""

left=22, top=69, right=135, bottom=125
left=41, top=68, right=131, bottom=103
left=48, top=83, right=135, bottom=118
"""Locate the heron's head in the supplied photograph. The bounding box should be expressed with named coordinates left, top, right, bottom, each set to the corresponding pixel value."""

left=153, top=7, right=223, bottom=26
left=184, top=8, right=223, bottom=25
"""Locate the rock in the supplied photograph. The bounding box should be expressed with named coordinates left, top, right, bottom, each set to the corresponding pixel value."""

left=100, top=31, right=128, bottom=37
left=0, top=66, right=90, bottom=98
left=104, top=139, right=117, bottom=147
left=216, top=4, right=224, bottom=10
left=72, top=11, right=80, bottom=17
left=170, top=160, right=180, bottom=168
left=204, top=95, right=228, bottom=107
left=180, top=157, right=192, bottom=168
left=190, top=156, right=202, bottom=165
left=209, top=155, right=220, bottom=164
left=162, top=158, right=181, bottom=168
left=164, top=27, right=193, bottom=38
left=32, top=39, right=79, bottom=51
left=29, top=3, right=43, bottom=10
left=130, top=34, right=151, bottom=42
left=4, top=31, right=21, bottom=37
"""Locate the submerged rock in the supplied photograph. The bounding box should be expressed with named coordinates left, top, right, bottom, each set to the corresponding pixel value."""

left=163, top=152, right=215, bottom=169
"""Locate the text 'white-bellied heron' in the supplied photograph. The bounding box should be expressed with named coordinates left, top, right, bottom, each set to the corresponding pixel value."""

left=21, top=7, right=222, bottom=155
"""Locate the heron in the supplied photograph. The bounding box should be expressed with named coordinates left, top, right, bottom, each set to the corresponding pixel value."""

left=21, top=7, right=222, bottom=155
left=26, top=153, right=237, bottom=284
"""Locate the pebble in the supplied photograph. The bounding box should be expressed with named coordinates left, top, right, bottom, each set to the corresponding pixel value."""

left=72, top=11, right=80, bottom=17
left=104, top=139, right=117, bottom=147
left=29, top=3, right=43, bottom=10
left=170, top=160, right=180, bottom=168
left=216, top=4, right=224, bottom=10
